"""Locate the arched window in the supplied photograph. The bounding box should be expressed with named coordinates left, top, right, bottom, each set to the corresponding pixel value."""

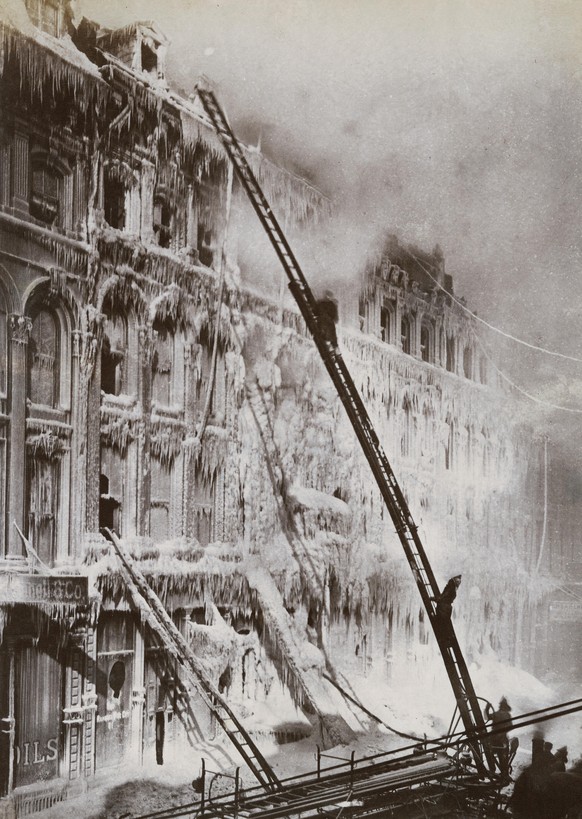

left=401, top=316, right=411, bottom=354
left=28, top=309, right=59, bottom=407
left=463, top=346, right=473, bottom=379
left=446, top=336, right=455, bottom=373
left=420, top=323, right=432, bottom=363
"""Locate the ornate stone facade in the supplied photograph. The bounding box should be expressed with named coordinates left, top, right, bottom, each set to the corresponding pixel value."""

left=0, top=0, right=567, bottom=814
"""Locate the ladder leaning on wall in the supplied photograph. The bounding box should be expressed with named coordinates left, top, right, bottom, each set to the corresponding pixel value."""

left=107, top=530, right=281, bottom=793
left=194, top=85, right=496, bottom=778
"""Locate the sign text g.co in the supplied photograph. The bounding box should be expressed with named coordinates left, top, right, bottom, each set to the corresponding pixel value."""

left=0, top=574, right=89, bottom=605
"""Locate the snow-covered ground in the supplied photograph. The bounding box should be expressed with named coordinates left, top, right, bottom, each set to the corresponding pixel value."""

left=34, top=652, right=579, bottom=819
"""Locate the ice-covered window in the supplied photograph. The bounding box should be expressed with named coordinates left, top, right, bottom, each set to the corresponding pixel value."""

left=198, top=225, right=214, bottom=268
left=25, top=0, right=61, bottom=36
left=380, top=306, right=391, bottom=343
left=187, top=472, right=214, bottom=547
left=446, top=335, right=455, bottom=373
left=358, top=295, right=367, bottom=332
left=101, top=314, right=127, bottom=396
left=103, top=172, right=126, bottom=230
left=30, top=163, right=60, bottom=225
left=26, top=456, right=59, bottom=565
left=400, top=316, right=411, bottom=355
left=463, top=345, right=473, bottom=379
left=153, top=197, right=172, bottom=248
left=28, top=309, right=58, bottom=407
left=152, top=329, right=173, bottom=406
left=196, top=341, right=225, bottom=424
left=445, top=421, right=454, bottom=470
left=150, top=459, right=171, bottom=542
left=420, top=323, right=431, bottom=363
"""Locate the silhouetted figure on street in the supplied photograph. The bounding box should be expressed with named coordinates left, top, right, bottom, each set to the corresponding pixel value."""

left=553, top=747, right=568, bottom=773
left=485, top=696, right=513, bottom=781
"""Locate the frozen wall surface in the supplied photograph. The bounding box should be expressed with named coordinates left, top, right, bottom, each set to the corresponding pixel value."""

left=229, top=271, right=548, bottom=726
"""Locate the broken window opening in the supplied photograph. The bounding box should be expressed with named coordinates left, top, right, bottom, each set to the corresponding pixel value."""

left=153, top=198, right=172, bottom=248
left=99, top=472, right=121, bottom=539
left=400, top=315, right=411, bottom=355
left=103, top=175, right=126, bottom=230
left=141, top=42, right=158, bottom=76
left=197, top=224, right=214, bottom=267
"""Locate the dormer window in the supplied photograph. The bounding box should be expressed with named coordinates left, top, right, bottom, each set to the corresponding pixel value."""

left=141, top=41, right=158, bottom=76
left=25, top=0, right=62, bottom=37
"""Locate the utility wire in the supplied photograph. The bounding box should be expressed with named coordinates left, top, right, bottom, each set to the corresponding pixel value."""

left=474, top=331, right=582, bottom=414
left=402, top=247, right=582, bottom=364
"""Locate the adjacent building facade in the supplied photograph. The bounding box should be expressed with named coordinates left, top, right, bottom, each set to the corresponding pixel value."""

left=0, top=1, right=571, bottom=815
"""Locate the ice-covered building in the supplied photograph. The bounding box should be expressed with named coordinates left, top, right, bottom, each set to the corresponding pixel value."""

left=0, top=1, right=573, bottom=815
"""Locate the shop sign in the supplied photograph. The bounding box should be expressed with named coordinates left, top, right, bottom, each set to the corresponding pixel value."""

left=0, top=574, right=88, bottom=604
left=549, top=600, right=582, bottom=623
left=15, top=739, right=58, bottom=766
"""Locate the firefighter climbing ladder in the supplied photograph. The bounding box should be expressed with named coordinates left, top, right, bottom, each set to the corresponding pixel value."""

left=108, top=531, right=281, bottom=793
left=196, top=86, right=495, bottom=776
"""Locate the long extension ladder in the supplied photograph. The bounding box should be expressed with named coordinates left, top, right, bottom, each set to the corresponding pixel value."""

left=108, top=531, right=281, bottom=792
left=196, top=86, right=495, bottom=776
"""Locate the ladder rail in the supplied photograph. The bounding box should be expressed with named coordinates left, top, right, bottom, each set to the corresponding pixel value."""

left=108, top=532, right=280, bottom=791
left=196, top=87, right=494, bottom=775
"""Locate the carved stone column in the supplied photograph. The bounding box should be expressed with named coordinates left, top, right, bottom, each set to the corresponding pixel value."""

left=7, top=315, right=31, bottom=558
left=138, top=326, right=153, bottom=537
left=130, top=625, right=145, bottom=764
left=82, top=626, right=97, bottom=778
left=62, top=630, right=86, bottom=781
left=12, top=128, right=29, bottom=217
left=0, top=640, right=16, bottom=794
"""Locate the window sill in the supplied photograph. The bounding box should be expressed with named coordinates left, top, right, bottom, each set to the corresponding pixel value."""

left=0, top=209, right=89, bottom=250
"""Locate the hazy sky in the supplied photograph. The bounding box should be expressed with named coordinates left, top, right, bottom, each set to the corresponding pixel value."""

left=80, top=0, right=582, bottom=431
